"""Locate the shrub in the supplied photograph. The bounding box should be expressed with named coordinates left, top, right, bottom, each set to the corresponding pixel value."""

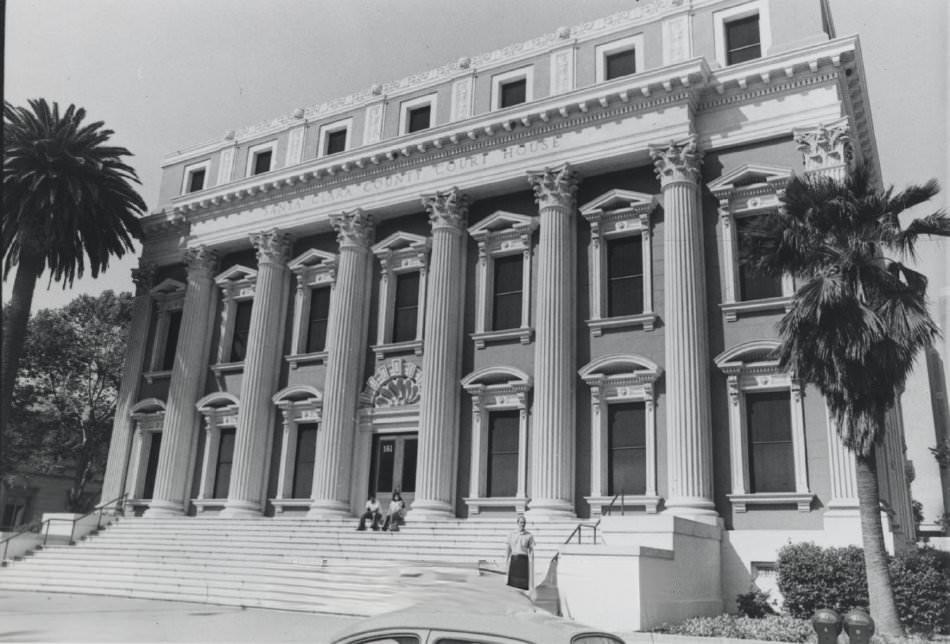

left=660, top=615, right=812, bottom=642
left=736, top=588, right=776, bottom=618
left=890, top=547, right=950, bottom=635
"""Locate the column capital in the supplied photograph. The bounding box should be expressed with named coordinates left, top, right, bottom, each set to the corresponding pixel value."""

left=421, top=187, right=469, bottom=231
left=649, top=137, right=702, bottom=186
left=793, top=118, right=852, bottom=174
left=250, top=228, right=293, bottom=265
left=331, top=209, right=375, bottom=249
left=131, top=262, right=157, bottom=294
left=528, top=163, right=579, bottom=210
left=184, top=246, right=218, bottom=278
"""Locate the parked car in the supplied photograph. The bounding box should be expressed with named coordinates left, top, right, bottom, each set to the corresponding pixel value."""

left=328, top=607, right=626, bottom=644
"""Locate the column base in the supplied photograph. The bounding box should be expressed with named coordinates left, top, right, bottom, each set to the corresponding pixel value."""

left=407, top=499, right=455, bottom=520
left=663, top=497, right=719, bottom=525
left=219, top=499, right=263, bottom=518
left=142, top=500, right=186, bottom=517
left=305, top=500, right=352, bottom=519
left=526, top=498, right=576, bottom=519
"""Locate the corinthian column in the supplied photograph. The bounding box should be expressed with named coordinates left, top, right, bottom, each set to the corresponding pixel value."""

left=649, top=138, right=716, bottom=517
left=100, top=263, right=155, bottom=508
left=411, top=188, right=469, bottom=518
left=528, top=164, right=579, bottom=517
left=308, top=210, right=375, bottom=518
left=147, top=247, right=218, bottom=517
left=223, top=229, right=292, bottom=517
left=793, top=117, right=851, bottom=181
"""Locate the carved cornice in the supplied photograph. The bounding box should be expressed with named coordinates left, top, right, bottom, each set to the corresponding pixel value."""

left=250, top=228, right=293, bottom=265
left=422, top=187, right=470, bottom=231
left=649, top=136, right=702, bottom=186
left=528, top=163, right=579, bottom=210
left=131, top=262, right=157, bottom=294
left=793, top=118, right=852, bottom=173
left=184, top=246, right=218, bottom=278
left=331, top=209, right=375, bottom=249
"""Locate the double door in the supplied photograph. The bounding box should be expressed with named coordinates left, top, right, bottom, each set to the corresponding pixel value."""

left=369, top=433, right=417, bottom=510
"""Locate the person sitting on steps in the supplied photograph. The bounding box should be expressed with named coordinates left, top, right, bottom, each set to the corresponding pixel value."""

left=382, top=491, right=406, bottom=532
left=357, top=494, right=381, bottom=531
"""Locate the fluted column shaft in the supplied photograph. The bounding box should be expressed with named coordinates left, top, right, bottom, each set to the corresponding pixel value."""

left=222, top=230, right=292, bottom=517
left=147, top=248, right=218, bottom=516
left=411, top=188, right=469, bottom=518
left=651, top=139, right=716, bottom=516
left=308, top=210, right=374, bottom=517
left=528, top=165, right=579, bottom=517
left=100, top=264, right=155, bottom=507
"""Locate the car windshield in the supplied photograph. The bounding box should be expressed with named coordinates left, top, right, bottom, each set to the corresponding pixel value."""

left=572, top=636, right=626, bottom=644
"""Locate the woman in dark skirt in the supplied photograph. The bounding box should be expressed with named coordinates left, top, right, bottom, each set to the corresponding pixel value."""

left=505, top=515, right=535, bottom=590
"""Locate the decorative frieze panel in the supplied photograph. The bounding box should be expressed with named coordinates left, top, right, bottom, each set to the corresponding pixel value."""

left=360, top=358, right=422, bottom=408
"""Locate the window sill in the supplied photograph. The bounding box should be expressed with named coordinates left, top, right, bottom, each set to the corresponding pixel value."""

left=721, top=296, right=793, bottom=322
left=286, top=351, right=328, bottom=369
left=211, top=361, right=245, bottom=377
left=191, top=498, right=228, bottom=513
left=270, top=498, right=312, bottom=513
left=142, top=370, right=172, bottom=384
left=586, top=312, right=658, bottom=337
left=372, top=340, right=423, bottom=362
left=728, top=492, right=814, bottom=512
left=464, top=496, right=528, bottom=515
left=585, top=495, right=661, bottom=516
left=471, top=327, right=533, bottom=349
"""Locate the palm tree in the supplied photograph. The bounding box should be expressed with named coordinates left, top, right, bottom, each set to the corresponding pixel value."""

left=742, top=163, right=949, bottom=638
left=2, top=99, right=145, bottom=475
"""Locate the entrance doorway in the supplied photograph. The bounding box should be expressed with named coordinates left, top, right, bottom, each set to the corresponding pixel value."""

left=369, top=433, right=417, bottom=509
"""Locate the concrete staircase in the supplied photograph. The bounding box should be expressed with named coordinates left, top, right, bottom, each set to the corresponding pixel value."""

left=0, top=515, right=578, bottom=616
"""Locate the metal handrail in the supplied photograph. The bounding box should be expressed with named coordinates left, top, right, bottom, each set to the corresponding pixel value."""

left=0, top=520, right=45, bottom=563
left=563, top=490, right=625, bottom=545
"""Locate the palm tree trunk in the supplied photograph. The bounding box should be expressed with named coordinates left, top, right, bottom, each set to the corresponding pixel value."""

left=0, top=251, right=43, bottom=477
left=855, top=447, right=904, bottom=638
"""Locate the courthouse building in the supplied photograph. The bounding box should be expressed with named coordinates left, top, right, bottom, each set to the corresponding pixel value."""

left=101, top=0, right=917, bottom=598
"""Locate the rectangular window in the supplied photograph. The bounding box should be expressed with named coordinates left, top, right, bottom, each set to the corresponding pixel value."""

left=726, top=14, right=762, bottom=64
left=230, top=300, right=253, bottom=363
left=605, top=49, right=637, bottom=80
left=401, top=438, right=417, bottom=493
left=187, top=168, right=206, bottom=193
left=500, top=79, right=527, bottom=108
left=606, top=236, right=644, bottom=317
left=305, top=287, right=331, bottom=354
left=213, top=428, right=236, bottom=499
left=142, top=433, right=163, bottom=499
left=392, top=272, right=420, bottom=343
left=325, top=129, right=347, bottom=156
left=607, top=403, right=647, bottom=496
left=746, top=391, right=794, bottom=492
left=487, top=410, right=520, bottom=497
left=292, top=423, right=318, bottom=498
left=407, top=105, right=431, bottom=133
left=161, top=310, right=183, bottom=371
left=492, top=255, right=523, bottom=331
left=252, top=149, right=272, bottom=175
left=371, top=437, right=396, bottom=494
left=737, top=216, right=783, bottom=300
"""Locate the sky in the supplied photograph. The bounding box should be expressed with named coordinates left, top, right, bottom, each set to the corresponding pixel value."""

left=4, top=0, right=948, bottom=312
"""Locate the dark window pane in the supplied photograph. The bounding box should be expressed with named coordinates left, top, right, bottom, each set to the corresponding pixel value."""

left=142, top=433, right=163, bottom=499
left=305, top=287, right=331, bottom=353
left=407, top=105, right=431, bottom=133
left=492, top=255, right=523, bottom=330
left=214, top=428, right=236, bottom=499
left=188, top=169, right=206, bottom=193
left=606, top=236, right=644, bottom=317
left=726, top=14, right=762, bottom=65
left=746, top=391, right=794, bottom=492
left=392, top=272, right=420, bottom=343
left=606, top=49, right=637, bottom=79
left=608, top=403, right=646, bottom=495
left=253, top=150, right=272, bottom=175
left=326, top=129, right=347, bottom=155
left=500, top=79, right=527, bottom=108
left=487, top=410, right=520, bottom=497
left=161, top=310, right=183, bottom=371
left=373, top=438, right=396, bottom=493
left=737, top=216, right=783, bottom=300
left=292, top=424, right=318, bottom=498
left=401, top=438, right=417, bottom=493
left=230, top=300, right=253, bottom=362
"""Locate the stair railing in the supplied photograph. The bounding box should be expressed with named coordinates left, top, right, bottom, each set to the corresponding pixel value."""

left=0, top=520, right=44, bottom=564
left=563, top=490, right=624, bottom=545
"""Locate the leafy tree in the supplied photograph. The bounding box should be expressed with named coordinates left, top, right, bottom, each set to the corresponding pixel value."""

left=743, top=163, right=949, bottom=638
left=6, top=291, right=133, bottom=512
left=2, top=99, right=145, bottom=476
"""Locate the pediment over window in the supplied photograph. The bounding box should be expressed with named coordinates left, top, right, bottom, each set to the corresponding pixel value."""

left=272, top=385, right=322, bottom=406
left=714, top=339, right=781, bottom=372
left=579, top=354, right=662, bottom=383
left=196, top=391, right=240, bottom=413
left=579, top=189, right=656, bottom=217
left=372, top=231, right=429, bottom=256
left=287, top=249, right=337, bottom=273
left=707, top=164, right=791, bottom=196
left=214, top=264, right=257, bottom=286
left=461, top=366, right=532, bottom=389
left=130, top=398, right=166, bottom=415
left=467, top=211, right=538, bottom=239
left=150, top=278, right=186, bottom=297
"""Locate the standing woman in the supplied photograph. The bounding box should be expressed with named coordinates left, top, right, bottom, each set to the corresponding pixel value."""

left=505, top=515, right=535, bottom=590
